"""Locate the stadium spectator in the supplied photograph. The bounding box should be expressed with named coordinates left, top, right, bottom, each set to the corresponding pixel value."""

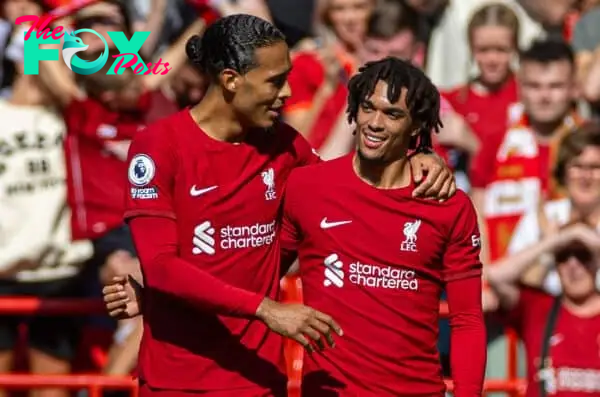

left=0, top=5, right=93, bottom=396
left=486, top=207, right=600, bottom=397
left=499, top=123, right=600, bottom=298
left=412, top=0, right=544, bottom=90
left=473, top=39, right=583, bottom=264
left=445, top=3, right=520, bottom=206
left=283, top=0, right=375, bottom=159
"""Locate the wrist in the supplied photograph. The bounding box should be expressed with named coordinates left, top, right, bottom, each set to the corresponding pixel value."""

left=254, top=297, right=272, bottom=320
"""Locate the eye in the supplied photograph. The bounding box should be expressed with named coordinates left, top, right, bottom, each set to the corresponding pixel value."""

left=386, top=111, right=402, bottom=120
left=360, top=101, right=373, bottom=112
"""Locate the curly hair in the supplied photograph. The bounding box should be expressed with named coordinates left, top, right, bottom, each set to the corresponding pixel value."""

left=346, top=57, right=442, bottom=151
left=185, top=14, right=286, bottom=80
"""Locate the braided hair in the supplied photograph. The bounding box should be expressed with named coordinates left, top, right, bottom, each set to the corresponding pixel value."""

left=185, top=14, right=286, bottom=81
left=346, top=57, right=442, bottom=151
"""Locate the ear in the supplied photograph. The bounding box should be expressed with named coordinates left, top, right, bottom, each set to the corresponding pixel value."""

left=218, top=68, right=242, bottom=93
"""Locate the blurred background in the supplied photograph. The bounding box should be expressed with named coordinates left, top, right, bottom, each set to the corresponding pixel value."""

left=2, top=0, right=600, bottom=396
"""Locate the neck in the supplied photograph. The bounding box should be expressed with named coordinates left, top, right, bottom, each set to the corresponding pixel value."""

left=189, top=85, right=247, bottom=143
left=531, top=118, right=564, bottom=142
left=472, top=74, right=510, bottom=95
left=562, top=293, right=600, bottom=317
left=9, top=75, right=50, bottom=107
left=353, top=152, right=412, bottom=189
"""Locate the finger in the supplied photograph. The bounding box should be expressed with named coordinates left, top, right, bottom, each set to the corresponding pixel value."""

left=309, top=318, right=335, bottom=347
left=108, top=308, right=125, bottom=318
left=413, top=166, right=441, bottom=197
left=302, top=326, right=323, bottom=346
left=102, top=284, right=123, bottom=295
left=437, top=178, right=453, bottom=202
left=314, top=311, right=343, bottom=336
left=103, top=291, right=127, bottom=303
left=294, top=334, right=313, bottom=353
left=424, top=169, right=447, bottom=197
left=106, top=298, right=129, bottom=311
left=110, top=275, right=127, bottom=285
left=411, top=159, right=425, bottom=183
left=449, top=180, right=457, bottom=198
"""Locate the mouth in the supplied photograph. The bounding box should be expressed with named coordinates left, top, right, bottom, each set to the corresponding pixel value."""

left=361, top=131, right=388, bottom=150
left=267, top=104, right=283, bottom=118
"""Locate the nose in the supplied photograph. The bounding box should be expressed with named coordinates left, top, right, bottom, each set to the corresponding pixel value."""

left=279, top=79, right=292, bottom=101
left=367, top=112, right=385, bottom=132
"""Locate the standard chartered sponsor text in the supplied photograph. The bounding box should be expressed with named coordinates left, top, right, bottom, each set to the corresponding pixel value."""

left=349, top=262, right=418, bottom=290
left=220, top=220, right=276, bottom=250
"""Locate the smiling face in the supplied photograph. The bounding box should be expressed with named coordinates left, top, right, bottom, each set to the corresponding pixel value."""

left=471, top=25, right=515, bottom=86
left=565, top=146, right=600, bottom=211
left=355, top=80, right=418, bottom=165
left=326, top=0, right=374, bottom=48
left=225, top=41, right=293, bottom=129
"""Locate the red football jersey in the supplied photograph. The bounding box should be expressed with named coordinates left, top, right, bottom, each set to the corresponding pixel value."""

left=507, top=288, right=600, bottom=397
left=64, top=97, right=144, bottom=240
left=443, top=75, right=518, bottom=188
left=281, top=154, right=482, bottom=396
left=124, top=110, right=319, bottom=393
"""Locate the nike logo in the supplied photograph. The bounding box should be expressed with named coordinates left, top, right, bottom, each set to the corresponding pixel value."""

left=190, top=185, right=218, bottom=197
left=320, top=217, right=352, bottom=229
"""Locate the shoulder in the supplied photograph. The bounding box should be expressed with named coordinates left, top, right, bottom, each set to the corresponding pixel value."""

left=441, top=189, right=474, bottom=211
left=134, top=110, right=185, bottom=144
left=271, top=121, right=320, bottom=160
left=288, top=154, right=346, bottom=186
left=128, top=111, right=187, bottom=165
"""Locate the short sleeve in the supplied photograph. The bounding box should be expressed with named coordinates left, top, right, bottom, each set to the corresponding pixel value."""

left=124, top=123, right=176, bottom=220
left=285, top=53, right=323, bottom=111
left=443, top=194, right=483, bottom=282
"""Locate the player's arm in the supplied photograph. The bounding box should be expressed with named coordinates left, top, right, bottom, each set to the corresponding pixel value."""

left=408, top=150, right=456, bottom=200
left=124, top=128, right=269, bottom=317
left=443, top=196, right=486, bottom=397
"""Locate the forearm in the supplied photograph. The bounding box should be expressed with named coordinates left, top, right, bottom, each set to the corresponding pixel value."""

left=582, top=47, right=600, bottom=103
left=103, top=318, right=143, bottom=375
left=129, top=216, right=264, bottom=317
left=485, top=233, right=559, bottom=287
left=142, top=19, right=206, bottom=92
left=285, top=84, right=335, bottom=135
left=447, top=276, right=486, bottom=397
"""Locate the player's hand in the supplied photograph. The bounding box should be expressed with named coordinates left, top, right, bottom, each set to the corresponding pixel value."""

left=255, top=298, right=343, bottom=352
left=410, top=152, right=456, bottom=201
left=102, top=275, right=143, bottom=319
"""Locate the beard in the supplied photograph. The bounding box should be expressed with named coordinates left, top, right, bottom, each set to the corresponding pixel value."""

left=356, top=146, right=390, bottom=167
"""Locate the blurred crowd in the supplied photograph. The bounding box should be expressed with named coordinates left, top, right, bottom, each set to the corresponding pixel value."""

left=1, top=0, right=600, bottom=396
